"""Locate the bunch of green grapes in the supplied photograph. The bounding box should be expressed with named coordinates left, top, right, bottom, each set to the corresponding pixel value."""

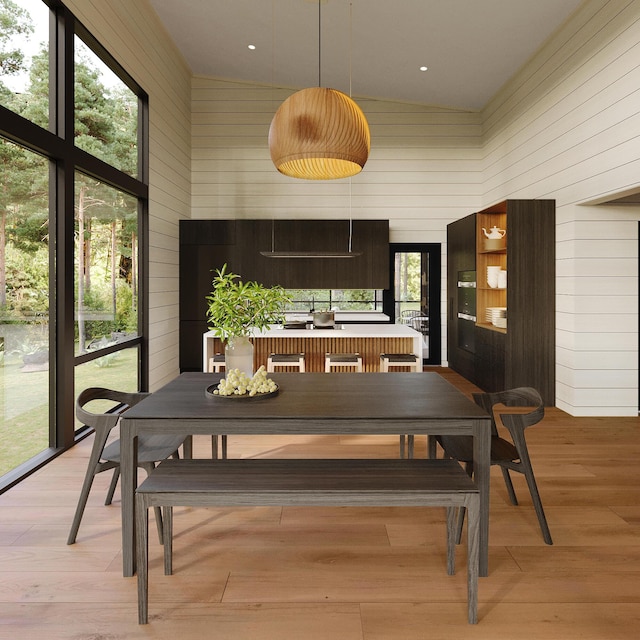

left=213, top=365, right=278, bottom=396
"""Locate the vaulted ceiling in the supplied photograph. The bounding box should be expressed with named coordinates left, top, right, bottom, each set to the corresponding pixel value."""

left=148, top=0, right=585, bottom=111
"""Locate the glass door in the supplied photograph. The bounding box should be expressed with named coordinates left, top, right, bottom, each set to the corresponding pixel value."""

left=384, top=244, right=441, bottom=365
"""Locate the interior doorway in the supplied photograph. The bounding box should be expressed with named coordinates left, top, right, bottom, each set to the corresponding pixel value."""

left=383, top=244, right=441, bottom=365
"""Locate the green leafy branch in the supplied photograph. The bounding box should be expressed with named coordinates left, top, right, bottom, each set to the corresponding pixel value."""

left=205, top=264, right=291, bottom=343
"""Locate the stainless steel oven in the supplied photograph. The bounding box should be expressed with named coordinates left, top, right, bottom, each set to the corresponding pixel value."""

left=457, top=270, right=476, bottom=353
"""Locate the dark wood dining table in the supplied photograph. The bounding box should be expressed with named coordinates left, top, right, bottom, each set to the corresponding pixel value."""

left=120, top=371, right=491, bottom=577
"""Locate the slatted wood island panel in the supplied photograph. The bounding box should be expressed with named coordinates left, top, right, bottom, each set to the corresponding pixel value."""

left=202, top=324, right=422, bottom=373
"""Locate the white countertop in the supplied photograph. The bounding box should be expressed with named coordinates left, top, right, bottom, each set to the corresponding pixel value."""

left=254, top=323, right=418, bottom=339
left=284, top=311, right=390, bottom=323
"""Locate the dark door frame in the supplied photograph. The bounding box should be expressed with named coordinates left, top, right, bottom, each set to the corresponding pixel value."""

left=383, top=243, right=441, bottom=365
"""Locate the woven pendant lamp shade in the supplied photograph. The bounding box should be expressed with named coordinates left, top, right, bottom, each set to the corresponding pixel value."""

left=269, top=87, right=370, bottom=180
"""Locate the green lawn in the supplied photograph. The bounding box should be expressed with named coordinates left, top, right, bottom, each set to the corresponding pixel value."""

left=0, top=348, right=138, bottom=477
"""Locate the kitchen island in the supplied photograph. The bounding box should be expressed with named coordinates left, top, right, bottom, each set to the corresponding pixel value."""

left=202, top=323, right=422, bottom=373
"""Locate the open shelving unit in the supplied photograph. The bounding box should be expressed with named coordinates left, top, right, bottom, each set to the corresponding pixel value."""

left=476, top=206, right=507, bottom=334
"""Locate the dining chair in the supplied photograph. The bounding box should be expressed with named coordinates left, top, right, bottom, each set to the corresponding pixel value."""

left=67, top=387, right=186, bottom=545
left=437, top=386, right=553, bottom=545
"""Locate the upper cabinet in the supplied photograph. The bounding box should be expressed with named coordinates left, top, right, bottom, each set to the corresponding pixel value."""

left=180, top=219, right=389, bottom=292
left=447, top=200, right=555, bottom=405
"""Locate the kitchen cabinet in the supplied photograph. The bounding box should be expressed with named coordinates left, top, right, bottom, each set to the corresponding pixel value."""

left=446, top=200, right=555, bottom=405
left=179, top=219, right=389, bottom=371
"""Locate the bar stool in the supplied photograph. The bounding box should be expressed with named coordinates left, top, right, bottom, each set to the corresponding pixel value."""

left=380, top=353, right=422, bottom=372
left=208, top=353, right=226, bottom=373
left=325, top=352, right=363, bottom=372
left=267, top=353, right=305, bottom=372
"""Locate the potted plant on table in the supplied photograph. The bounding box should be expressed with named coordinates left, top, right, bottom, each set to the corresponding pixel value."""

left=205, top=264, right=291, bottom=376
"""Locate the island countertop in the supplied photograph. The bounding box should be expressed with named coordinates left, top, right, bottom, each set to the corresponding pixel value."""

left=203, top=323, right=422, bottom=372
left=284, top=311, right=390, bottom=323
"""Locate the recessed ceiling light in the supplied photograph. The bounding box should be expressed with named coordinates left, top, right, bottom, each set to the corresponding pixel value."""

left=248, top=44, right=256, bottom=50
left=419, top=66, right=428, bottom=72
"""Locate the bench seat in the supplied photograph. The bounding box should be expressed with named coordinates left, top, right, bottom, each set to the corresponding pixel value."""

left=136, top=458, right=480, bottom=624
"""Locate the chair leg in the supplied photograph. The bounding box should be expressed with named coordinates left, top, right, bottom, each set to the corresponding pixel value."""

left=67, top=429, right=113, bottom=545
left=520, top=461, right=553, bottom=545
left=67, top=469, right=97, bottom=545
left=500, top=466, right=518, bottom=505
left=211, top=435, right=228, bottom=459
left=141, top=462, right=163, bottom=545
left=105, top=467, right=120, bottom=505
left=399, top=435, right=415, bottom=458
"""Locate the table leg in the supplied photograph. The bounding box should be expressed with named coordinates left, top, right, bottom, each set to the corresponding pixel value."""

left=472, top=417, right=491, bottom=577
left=121, top=420, right=137, bottom=577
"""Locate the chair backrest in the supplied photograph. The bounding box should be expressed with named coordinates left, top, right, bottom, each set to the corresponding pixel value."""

left=472, top=387, right=544, bottom=440
left=76, top=387, right=150, bottom=437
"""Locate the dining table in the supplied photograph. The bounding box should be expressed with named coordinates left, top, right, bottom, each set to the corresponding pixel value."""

left=119, top=371, right=492, bottom=577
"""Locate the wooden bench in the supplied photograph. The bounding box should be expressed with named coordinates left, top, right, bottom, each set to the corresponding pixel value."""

left=135, top=458, right=480, bottom=624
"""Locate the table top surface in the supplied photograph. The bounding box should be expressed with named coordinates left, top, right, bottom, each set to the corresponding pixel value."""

left=123, top=372, right=489, bottom=423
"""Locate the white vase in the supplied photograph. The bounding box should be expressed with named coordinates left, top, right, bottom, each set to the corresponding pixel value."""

left=225, top=336, right=254, bottom=378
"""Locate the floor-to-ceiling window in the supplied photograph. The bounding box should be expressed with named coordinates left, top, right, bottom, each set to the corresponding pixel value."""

left=0, top=0, right=148, bottom=490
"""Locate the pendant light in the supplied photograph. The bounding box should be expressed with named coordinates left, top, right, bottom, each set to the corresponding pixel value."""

left=268, top=0, right=370, bottom=180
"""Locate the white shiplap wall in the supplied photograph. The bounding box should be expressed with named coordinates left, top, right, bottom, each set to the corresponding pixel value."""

left=65, top=0, right=192, bottom=391
left=70, top=0, right=640, bottom=415
left=191, top=78, right=484, bottom=365
left=480, top=0, right=640, bottom=415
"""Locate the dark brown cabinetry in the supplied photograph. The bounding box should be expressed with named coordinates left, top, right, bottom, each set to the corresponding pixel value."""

left=179, top=219, right=389, bottom=371
left=447, top=200, right=555, bottom=405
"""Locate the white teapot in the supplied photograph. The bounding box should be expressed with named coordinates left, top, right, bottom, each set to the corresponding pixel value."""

left=482, top=226, right=506, bottom=239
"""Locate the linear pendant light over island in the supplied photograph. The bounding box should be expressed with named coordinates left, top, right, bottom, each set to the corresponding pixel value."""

left=260, top=220, right=362, bottom=258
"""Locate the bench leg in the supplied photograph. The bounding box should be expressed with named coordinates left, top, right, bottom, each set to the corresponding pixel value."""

left=466, top=495, right=480, bottom=624
left=136, top=494, right=149, bottom=624
left=163, top=506, right=173, bottom=575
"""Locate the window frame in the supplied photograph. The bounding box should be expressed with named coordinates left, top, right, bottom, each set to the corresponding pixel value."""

left=0, top=0, right=149, bottom=492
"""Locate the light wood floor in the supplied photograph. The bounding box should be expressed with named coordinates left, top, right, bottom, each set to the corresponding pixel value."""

left=1, top=369, right=639, bottom=639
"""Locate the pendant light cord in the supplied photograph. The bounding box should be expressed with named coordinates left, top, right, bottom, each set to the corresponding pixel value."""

left=349, top=2, right=353, bottom=96
left=318, top=0, right=321, bottom=87
left=348, top=2, right=354, bottom=253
